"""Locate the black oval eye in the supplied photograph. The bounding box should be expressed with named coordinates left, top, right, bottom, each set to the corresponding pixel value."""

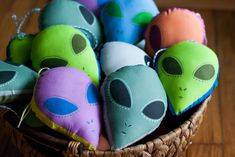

left=110, top=80, right=131, bottom=108
left=149, top=25, right=161, bottom=53
left=72, top=34, right=87, bottom=54
left=194, top=64, right=215, bottom=80
left=143, top=101, right=165, bottom=120
left=0, top=71, right=16, bottom=84
left=79, top=6, right=94, bottom=25
left=162, top=57, right=182, bottom=75
left=144, top=55, right=152, bottom=67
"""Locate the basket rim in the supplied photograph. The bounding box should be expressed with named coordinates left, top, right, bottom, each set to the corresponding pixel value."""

left=2, top=96, right=211, bottom=155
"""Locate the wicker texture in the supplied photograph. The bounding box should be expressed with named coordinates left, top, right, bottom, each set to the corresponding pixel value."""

left=0, top=97, right=211, bottom=157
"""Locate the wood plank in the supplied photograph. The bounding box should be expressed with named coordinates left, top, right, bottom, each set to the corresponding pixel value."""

left=0, top=0, right=48, bottom=60
left=156, top=0, right=235, bottom=11
left=215, top=11, right=235, bottom=144
left=187, top=144, right=222, bottom=157
left=224, top=144, right=235, bottom=157
left=191, top=11, right=222, bottom=144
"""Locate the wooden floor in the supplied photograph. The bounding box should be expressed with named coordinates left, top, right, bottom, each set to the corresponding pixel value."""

left=0, top=0, right=235, bottom=157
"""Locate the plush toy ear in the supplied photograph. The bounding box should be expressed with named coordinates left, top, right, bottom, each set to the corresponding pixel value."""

left=110, top=79, right=131, bottom=108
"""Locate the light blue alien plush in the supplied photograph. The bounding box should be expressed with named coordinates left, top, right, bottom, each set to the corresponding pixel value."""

left=101, top=65, right=167, bottom=150
left=100, top=0, right=159, bottom=44
left=0, top=61, right=37, bottom=104
left=39, top=0, right=103, bottom=49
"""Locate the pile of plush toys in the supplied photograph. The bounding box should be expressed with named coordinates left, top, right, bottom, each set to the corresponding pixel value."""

left=0, top=0, right=219, bottom=151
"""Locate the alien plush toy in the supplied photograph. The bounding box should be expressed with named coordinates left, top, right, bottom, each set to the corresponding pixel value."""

left=77, top=0, right=111, bottom=15
left=31, top=25, right=100, bottom=86
left=155, top=41, right=219, bottom=116
left=100, top=0, right=159, bottom=44
left=101, top=65, right=167, bottom=150
left=0, top=61, right=37, bottom=104
left=31, top=67, right=101, bottom=150
left=39, top=0, right=103, bottom=49
left=145, top=8, right=207, bottom=57
left=100, top=41, right=152, bottom=75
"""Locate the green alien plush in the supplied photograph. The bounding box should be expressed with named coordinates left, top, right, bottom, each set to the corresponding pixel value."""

left=7, top=34, right=34, bottom=65
left=39, top=0, right=103, bottom=49
left=31, top=25, right=100, bottom=86
left=0, top=61, right=37, bottom=104
left=101, top=65, right=167, bottom=150
left=156, top=41, right=219, bottom=116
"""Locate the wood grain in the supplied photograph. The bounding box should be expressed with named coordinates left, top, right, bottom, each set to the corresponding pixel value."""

left=187, top=144, right=222, bottom=157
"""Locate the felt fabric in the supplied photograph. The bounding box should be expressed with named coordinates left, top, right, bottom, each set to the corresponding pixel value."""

left=77, top=0, right=111, bottom=15
left=39, top=0, right=103, bottom=49
left=6, top=34, right=34, bottom=65
left=145, top=8, right=207, bottom=57
left=100, top=41, right=152, bottom=75
left=100, top=0, right=159, bottom=44
left=101, top=65, right=167, bottom=150
left=31, top=25, right=100, bottom=86
left=31, top=67, right=101, bottom=150
left=155, top=41, right=219, bottom=116
left=0, top=61, right=37, bottom=104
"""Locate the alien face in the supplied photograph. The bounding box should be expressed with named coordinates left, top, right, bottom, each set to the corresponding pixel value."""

left=100, top=0, right=159, bottom=44
left=0, top=61, right=37, bottom=104
left=31, top=67, right=101, bottom=150
left=100, top=41, right=152, bottom=75
left=156, top=41, right=219, bottom=116
left=101, top=65, right=167, bottom=150
left=145, top=8, right=207, bottom=57
left=39, top=0, right=103, bottom=48
left=31, top=25, right=100, bottom=86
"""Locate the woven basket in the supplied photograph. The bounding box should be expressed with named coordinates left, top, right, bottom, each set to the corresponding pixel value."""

left=0, top=96, right=211, bottom=157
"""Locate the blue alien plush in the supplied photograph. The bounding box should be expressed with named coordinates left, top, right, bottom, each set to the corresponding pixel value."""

left=100, top=0, right=159, bottom=44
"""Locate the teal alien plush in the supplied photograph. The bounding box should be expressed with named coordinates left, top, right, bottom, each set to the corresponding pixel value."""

left=155, top=41, right=219, bottom=116
left=31, top=25, right=100, bottom=86
left=100, top=41, right=152, bottom=75
left=0, top=61, right=37, bottom=104
left=39, top=0, right=103, bottom=49
left=101, top=65, right=167, bottom=150
left=100, top=0, right=159, bottom=44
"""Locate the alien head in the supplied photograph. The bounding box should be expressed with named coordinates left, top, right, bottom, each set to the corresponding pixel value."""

left=101, top=65, right=167, bottom=150
left=145, top=8, right=207, bottom=57
left=0, top=61, right=37, bottom=104
left=39, top=0, right=103, bottom=48
left=31, top=67, right=101, bottom=150
left=156, top=41, right=219, bottom=116
left=77, top=0, right=111, bottom=15
left=6, top=34, right=34, bottom=66
left=31, top=25, right=100, bottom=86
left=100, top=41, right=152, bottom=75
left=100, top=0, right=159, bottom=44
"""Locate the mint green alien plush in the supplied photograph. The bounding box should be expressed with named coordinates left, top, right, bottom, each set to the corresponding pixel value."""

left=156, top=41, right=219, bottom=116
left=0, top=61, right=37, bottom=104
left=101, top=65, right=167, bottom=150
left=39, top=0, right=103, bottom=49
left=31, top=25, right=100, bottom=86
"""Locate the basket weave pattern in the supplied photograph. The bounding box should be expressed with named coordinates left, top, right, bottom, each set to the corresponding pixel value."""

left=0, top=97, right=210, bottom=157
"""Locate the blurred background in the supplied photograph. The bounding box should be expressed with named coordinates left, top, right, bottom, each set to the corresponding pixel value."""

left=0, top=0, right=234, bottom=157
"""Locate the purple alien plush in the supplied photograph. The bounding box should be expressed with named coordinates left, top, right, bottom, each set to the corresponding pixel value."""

left=31, top=67, right=101, bottom=150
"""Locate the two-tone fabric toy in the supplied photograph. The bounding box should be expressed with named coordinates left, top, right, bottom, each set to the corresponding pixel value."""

left=39, top=0, right=103, bottom=49
left=155, top=41, right=219, bottom=116
left=31, top=67, right=101, bottom=150
left=0, top=61, right=37, bottom=104
left=100, top=0, right=159, bottom=44
left=31, top=25, right=100, bottom=86
left=101, top=65, right=167, bottom=150
left=145, top=8, right=207, bottom=57
left=100, top=41, right=152, bottom=75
